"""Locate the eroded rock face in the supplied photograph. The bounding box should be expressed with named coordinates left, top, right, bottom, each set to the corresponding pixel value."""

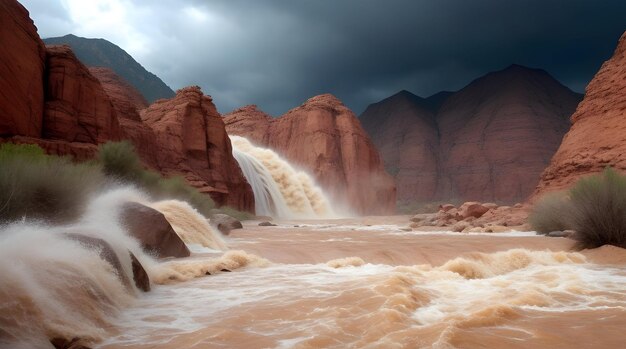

left=89, top=67, right=159, bottom=168
left=142, top=86, right=254, bottom=211
left=43, top=45, right=121, bottom=143
left=120, top=202, right=190, bottom=259
left=360, top=91, right=440, bottom=203
left=224, top=95, right=396, bottom=215
left=361, top=65, right=582, bottom=205
left=534, top=31, right=626, bottom=197
left=0, top=0, right=45, bottom=137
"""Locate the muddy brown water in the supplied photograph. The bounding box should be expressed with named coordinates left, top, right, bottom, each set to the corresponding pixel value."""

left=100, top=217, right=626, bottom=349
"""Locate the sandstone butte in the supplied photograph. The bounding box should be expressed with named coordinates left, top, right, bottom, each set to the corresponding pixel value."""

left=141, top=86, right=254, bottom=210
left=360, top=65, right=582, bottom=205
left=223, top=95, right=397, bottom=215
left=0, top=0, right=253, bottom=211
left=533, top=31, right=626, bottom=198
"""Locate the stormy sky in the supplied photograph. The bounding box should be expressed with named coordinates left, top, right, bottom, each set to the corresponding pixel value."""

left=21, top=0, right=626, bottom=115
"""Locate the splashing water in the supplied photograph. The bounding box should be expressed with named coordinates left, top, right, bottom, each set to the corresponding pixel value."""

left=0, top=187, right=265, bottom=348
left=229, top=135, right=334, bottom=219
left=149, top=200, right=227, bottom=251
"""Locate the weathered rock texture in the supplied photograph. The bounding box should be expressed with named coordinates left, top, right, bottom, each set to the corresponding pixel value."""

left=534, top=32, right=626, bottom=197
left=0, top=1, right=252, bottom=211
left=120, top=202, right=190, bottom=259
left=89, top=67, right=159, bottom=168
left=224, top=95, right=396, bottom=214
left=142, top=86, right=254, bottom=211
left=0, top=0, right=45, bottom=137
left=44, top=34, right=175, bottom=103
left=361, top=65, right=582, bottom=205
left=43, top=45, right=121, bottom=144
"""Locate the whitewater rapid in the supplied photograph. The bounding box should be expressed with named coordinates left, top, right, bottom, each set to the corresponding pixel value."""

left=229, top=135, right=335, bottom=219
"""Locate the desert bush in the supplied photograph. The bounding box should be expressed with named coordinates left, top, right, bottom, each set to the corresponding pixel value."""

left=96, top=141, right=253, bottom=219
left=529, top=192, right=573, bottom=234
left=98, top=141, right=143, bottom=181
left=0, top=143, right=106, bottom=223
left=568, top=167, right=626, bottom=249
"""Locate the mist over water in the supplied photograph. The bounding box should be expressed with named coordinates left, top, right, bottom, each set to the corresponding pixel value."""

left=230, top=136, right=335, bottom=219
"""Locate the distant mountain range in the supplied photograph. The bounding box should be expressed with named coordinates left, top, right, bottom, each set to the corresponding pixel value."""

left=43, top=34, right=175, bottom=103
left=360, top=64, right=583, bottom=205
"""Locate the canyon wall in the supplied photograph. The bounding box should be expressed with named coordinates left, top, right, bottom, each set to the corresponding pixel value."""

left=533, top=31, right=626, bottom=197
left=224, top=95, right=396, bottom=215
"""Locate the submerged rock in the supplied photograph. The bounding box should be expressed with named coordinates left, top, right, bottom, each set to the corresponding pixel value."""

left=210, top=213, right=243, bottom=235
left=259, top=221, right=277, bottom=227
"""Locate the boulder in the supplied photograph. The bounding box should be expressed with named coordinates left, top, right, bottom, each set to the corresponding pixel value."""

left=458, top=202, right=490, bottom=219
left=62, top=232, right=149, bottom=292
left=0, top=0, right=46, bottom=138
left=439, top=204, right=456, bottom=212
left=258, top=221, right=277, bottom=227
left=142, top=86, right=254, bottom=211
left=50, top=337, right=91, bottom=349
left=120, top=202, right=190, bottom=258
left=224, top=94, right=396, bottom=215
left=130, top=252, right=150, bottom=292
left=210, top=213, right=243, bottom=235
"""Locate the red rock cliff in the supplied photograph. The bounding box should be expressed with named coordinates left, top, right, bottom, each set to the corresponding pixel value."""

left=142, top=86, right=254, bottom=211
left=0, top=0, right=45, bottom=137
left=224, top=95, right=396, bottom=215
left=534, top=31, right=626, bottom=197
left=89, top=67, right=159, bottom=168
left=43, top=45, right=121, bottom=143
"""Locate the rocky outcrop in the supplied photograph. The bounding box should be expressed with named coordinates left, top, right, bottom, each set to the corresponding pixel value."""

left=120, top=202, right=190, bottom=258
left=89, top=67, right=159, bottom=168
left=361, top=65, right=582, bottom=205
left=142, top=86, right=254, bottom=211
left=43, top=45, right=121, bottom=143
left=88, top=67, right=148, bottom=121
left=44, top=34, right=175, bottom=103
left=0, top=0, right=45, bottom=137
left=534, top=31, right=626, bottom=197
left=225, top=94, right=396, bottom=214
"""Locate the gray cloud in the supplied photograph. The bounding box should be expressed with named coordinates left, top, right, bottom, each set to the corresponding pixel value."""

left=21, top=0, right=626, bottom=115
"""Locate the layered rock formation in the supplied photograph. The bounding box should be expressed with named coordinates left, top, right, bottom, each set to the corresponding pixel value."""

left=44, top=45, right=121, bottom=144
left=89, top=67, right=159, bottom=168
left=534, top=31, right=626, bottom=197
left=224, top=95, right=396, bottom=214
left=361, top=65, right=582, bottom=205
left=143, top=86, right=254, bottom=210
left=0, top=0, right=45, bottom=137
left=0, top=0, right=253, bottom=212
left=44, top=34, right=175, bottom=103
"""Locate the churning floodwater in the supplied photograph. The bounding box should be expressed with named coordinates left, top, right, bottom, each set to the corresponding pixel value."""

left=229, top=136, right=334, bottom=219
left=1, top=189, right=625, bottom=349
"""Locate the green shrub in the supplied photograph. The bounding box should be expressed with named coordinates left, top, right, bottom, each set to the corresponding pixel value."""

left=568, top=167, right=626, bottom=249
left=529, top=192, right=573, bottom=234
left=98, top=141, right=143, bottom=181
left=0, top=143, right=106, bottom=223
left=530, top=167, right=626, bottom=249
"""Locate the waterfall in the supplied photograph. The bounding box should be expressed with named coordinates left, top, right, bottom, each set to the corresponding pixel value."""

left=230, top=136, right=334, bottom=219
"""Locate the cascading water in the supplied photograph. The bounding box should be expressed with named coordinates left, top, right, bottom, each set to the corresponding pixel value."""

left=229, top=135, right=335, bottom=219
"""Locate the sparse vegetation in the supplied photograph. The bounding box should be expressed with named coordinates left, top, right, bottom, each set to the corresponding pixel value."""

left=0, top=142, right=251, bottom=223
left=529, top=192, right=572, bottom=234
left=530, top=167, right=626, bottom=249
left=0, top=143, right=106, bottom=223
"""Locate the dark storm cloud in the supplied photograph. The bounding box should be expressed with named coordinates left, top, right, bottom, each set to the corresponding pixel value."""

left=22, top=0, right=626, bottom=115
